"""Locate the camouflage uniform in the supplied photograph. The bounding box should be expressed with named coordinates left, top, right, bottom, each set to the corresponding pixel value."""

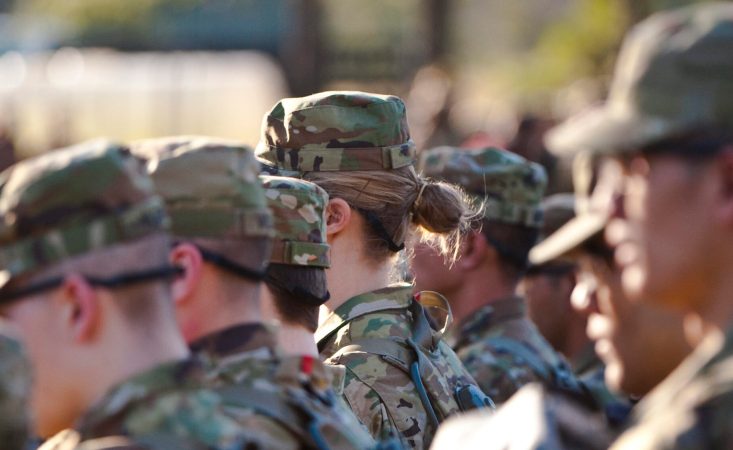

left=539, top=4, right=733, bottom=448
left=0, top=140, right=273, bottom=449
left=0, top=329, right=30, bottom=450
left=257, top=92, right=490, bottom=449
left=420, top=147, right=580, bottom=404
left=136, top=137, right=376, bottom=449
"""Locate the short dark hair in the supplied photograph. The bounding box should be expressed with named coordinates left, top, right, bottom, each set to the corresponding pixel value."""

left=265, top=264, right=328, bottom=333
left=479, top=219, right=540, bottom=282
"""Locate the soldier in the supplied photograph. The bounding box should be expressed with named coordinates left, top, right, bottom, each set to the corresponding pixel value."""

left=543, top=3, right=733, bottom=448
left=413, top=146, right=580, bottom=404
left=257, top=91, right=490, bottom=449
left=521, top=194, right=587, bottom=371
left=0, top=324, right=30, bottom=450
left=0, top=140, right=258, bottom=449
left=258, top=175, right=332, bottom=357
left=133, top=137, right=377, bottom=449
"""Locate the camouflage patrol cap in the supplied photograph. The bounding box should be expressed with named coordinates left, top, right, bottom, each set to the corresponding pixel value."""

left=255, top=91, right=416, bottom=174
left=419, top=146, right=547, bottom=227
left=547, top=3, right=733, bottom=156
left=260, top=176, right=330, bottom=268
left=0, top=139, right=168, bottom=290
left=132, top=136, right=274, bottom=270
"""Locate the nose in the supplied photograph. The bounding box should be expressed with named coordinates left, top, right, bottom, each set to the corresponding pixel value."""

left=571, top=275, right=599, bottom=316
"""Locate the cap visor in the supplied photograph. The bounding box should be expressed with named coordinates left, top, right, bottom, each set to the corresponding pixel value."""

left=529, top=213, right=607, bottom=265
left=546, top=105, right=678, bottom=157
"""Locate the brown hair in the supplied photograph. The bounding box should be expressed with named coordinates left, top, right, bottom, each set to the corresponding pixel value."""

left=265, top=264, right=328, bottom=333
left=304, top=166, right=475, bottom=264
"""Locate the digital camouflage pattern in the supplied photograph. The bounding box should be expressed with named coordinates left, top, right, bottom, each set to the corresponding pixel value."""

left=610, top=327, right=733, bottom=449
left=316, top=284, right=482, bottom=449
left=546, top=2, right=733, bottom=156
left=132, top=136, right=274, bottom=270
left=255, top=91, right=416, bottom=174
left=40, top=358, right=271, bottom=450
left=190, top=323, right=377, bottom=450
left=0, top=330, right=30, bottom=450
left=431, top=383, right=616, bottom=450
left=0, top=140, right=168, bottom=291
left=448, top=296, right=580, bottom=405
left=419, top=146, right=547, bottom=227
left=260, top=175, right=330, bottom=267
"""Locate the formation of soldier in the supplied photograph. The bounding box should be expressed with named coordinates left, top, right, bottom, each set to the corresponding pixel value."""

left=0, top=2, right=732, bottom=449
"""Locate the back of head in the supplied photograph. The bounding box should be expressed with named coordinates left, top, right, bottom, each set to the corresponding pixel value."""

left=256, top=91, right=475, bottom=263
left=261, top=175, right=330, bottom=331
left=133, top=136, right=274, bottom=280
left=0, top=139, right=173, bottom=317
left=419, top=146, right=547, bottom=278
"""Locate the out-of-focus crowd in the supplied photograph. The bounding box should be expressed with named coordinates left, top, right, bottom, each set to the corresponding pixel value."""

left=1, top=3, right=732, bottom=450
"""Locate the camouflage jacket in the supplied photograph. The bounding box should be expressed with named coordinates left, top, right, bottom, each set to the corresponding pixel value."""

left=316, top=284, right=481, bottom=449
left=40, top=358, right=261, bottom=450
left=449, top=296, right=580, bottom=404
left=190, top=323, right=377, bottom=450
left=610, top=326, right=733, bottom=449
left=0, top=332, right=30, bottom=450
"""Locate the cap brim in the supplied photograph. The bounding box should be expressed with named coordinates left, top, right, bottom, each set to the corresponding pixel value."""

left=546, top=105, right=680, bottom=157
left=529, top=213, right=607, bottom=265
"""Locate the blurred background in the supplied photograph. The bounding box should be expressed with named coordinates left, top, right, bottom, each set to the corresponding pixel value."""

left=0, top=0, right=725, bottom=190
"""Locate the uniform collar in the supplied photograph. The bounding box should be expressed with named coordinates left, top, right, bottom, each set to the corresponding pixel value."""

left=189, top=322, right=278, bottom=360
left=451, top=295, right=526, bottom=347
left=315, top=283, right=412, bottom=345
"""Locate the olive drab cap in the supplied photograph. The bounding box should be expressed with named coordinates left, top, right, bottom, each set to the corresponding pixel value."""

left=255, top=91, right=417, bottom=174
left=0, top=140, right=168, bottom=290
left=547, top=2, right=733, bottom=156
left=132, top=136, right=274, bottom=270
left=419, top=146, right=547, bottom=227
left=260, top=176, right=330, bottom=268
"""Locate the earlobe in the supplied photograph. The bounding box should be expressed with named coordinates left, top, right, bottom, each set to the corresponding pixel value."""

left=325, top=198, right=351, bottom=237
left=61, top=274, right=98, bottom=343
left=169, top=243, right=203, bottom=305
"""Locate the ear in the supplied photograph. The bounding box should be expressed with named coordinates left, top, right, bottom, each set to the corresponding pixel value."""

left=714, top=147, right=733, bottom=226
left=59, top=274, right=99, bottom=343
left=325, top=198, right=352, bottom=237
left=169, top=243, right=203, bottom=306
left=456, top=229, right=489, bottom=270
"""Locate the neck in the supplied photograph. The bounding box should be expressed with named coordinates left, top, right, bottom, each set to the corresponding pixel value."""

left=692, top=271, right=733, bottom=339
left=447, top=267, right=517, bottom=326
left=79, top=319, right=189, bottom=424
left=322, top=253, right=392, bottom=319
left=183, top=274, right=263, bottom=343
left=277, top=324, right=319, bottom=357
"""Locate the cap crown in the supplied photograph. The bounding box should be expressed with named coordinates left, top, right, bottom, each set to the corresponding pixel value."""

left=133, top=136, right=273, bottom=242
left=261, top=176, right=330, bottom=267
left=256, top=91, right=416, bottom=173
left=420, top=147, right=547, bottom=227
left=0, top=140, right=168, bottom=287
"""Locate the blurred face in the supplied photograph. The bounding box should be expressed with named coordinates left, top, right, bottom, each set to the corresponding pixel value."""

left=521, top=268, right=575, bottom=349
left=410, top=241, right=464, bottom=297
left=604, top=154, right=714, bottom=312
left=0, top=292, right=80, bottom=438
left=576, top=255, right=689, bottom=396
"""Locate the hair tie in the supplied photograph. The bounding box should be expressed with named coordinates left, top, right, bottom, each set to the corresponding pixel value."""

left=413, top=181, right=428, bottom=212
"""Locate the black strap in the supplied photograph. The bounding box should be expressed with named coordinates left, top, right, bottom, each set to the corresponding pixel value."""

left=0, top=265, right=183, bottom=303
left=355, top=208, right=405, bottom=252
left=196, top=247, right=267, bottom=281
